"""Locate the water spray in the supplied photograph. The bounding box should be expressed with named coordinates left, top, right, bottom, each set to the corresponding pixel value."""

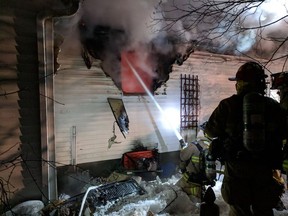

left=123, top=56, right=184, bottom=146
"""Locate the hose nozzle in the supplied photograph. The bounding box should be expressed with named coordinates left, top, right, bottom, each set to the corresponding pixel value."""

left=179, top=139, right=186, bottom=148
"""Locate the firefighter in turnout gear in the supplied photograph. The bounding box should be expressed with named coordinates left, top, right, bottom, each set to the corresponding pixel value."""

left=204, top=61, right=287, bottom=216
left=271, top=71, right=288, bottom=188
left=176, top=126, right=214, bottom=202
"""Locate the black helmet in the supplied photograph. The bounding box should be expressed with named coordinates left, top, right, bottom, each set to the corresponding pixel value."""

left=229, top=61, right=267, bottom=82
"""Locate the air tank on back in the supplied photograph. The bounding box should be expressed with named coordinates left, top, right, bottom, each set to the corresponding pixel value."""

left=243, top=92, right=266, bottom=152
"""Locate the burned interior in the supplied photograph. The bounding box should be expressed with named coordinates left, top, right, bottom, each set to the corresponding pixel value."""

left=77, top=18, right=195, bottom=93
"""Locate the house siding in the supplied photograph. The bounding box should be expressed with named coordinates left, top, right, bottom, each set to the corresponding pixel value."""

left=54, top=50, right=287, bottom=167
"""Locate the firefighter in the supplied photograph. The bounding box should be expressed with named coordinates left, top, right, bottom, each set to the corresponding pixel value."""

left=176, top=125, right=211, bottom=202
left=204, top=61, right=286, bottom=216
left=281, top=89, right=288, bottom=188
left=271, top=72, right=288, bottom=188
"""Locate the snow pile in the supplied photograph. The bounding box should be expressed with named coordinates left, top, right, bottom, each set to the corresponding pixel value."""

left=3, top=174, right=288, bottom=215
left=3, top=200, right=44, bottom=216
left=92, top=174, right=288, bottom=216
left=91, top=175, right=197, bottom=216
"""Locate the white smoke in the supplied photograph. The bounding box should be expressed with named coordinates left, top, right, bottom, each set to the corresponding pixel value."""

left=54, top=0, right=196, bottom=91
left=56, top=0, right=288, bottom=57
left=154, top=0, right=288, bottom=57
left=54, top=0, right=288, bottom=90
left=78, top=0, right=160, bottom=48
left=55, top=0, right=164, bottom=57
left=239, top=0, right=288, bottom=55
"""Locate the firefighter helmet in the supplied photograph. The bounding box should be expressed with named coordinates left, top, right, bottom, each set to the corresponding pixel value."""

left=229, top=61, right=267, bottom=82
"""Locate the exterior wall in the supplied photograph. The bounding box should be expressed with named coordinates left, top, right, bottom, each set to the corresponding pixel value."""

left=54, top=50, right=288, bottom=167
left=0, top=0, right=79, bottom=208
left=54, top=56, right=183, bottom=165
left=0, top=4, right=44, bottom=207
left=174, top=52, right=286, bottom=123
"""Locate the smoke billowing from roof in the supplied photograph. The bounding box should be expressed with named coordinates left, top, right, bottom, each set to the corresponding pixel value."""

left=55, top=0, right=194, bottom=92
left=55, top=0, right=288, bottom=91
left=79, top=0, right=159, bottom=46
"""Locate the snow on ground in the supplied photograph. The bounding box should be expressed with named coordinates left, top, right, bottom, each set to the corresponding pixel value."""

left=3, top=173, right=288, bottom=215
left=91, top=174, right=288, bottom=216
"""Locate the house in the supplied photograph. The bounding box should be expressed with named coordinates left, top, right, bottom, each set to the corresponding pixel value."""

left=0, top=0, right=285, bottom=209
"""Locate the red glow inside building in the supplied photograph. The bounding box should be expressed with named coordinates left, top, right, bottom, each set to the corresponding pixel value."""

left=121, top=51, right=153, bottom=94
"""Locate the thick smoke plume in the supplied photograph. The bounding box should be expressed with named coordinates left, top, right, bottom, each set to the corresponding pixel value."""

left=55, top=0, right=288, bottom=91
left=55, top=0, right=194, bottom=92
left=154, top=0, right=288, bottom=61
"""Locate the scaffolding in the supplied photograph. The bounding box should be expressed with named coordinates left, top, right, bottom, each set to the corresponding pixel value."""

left=180, top=74, right=200, bottom=141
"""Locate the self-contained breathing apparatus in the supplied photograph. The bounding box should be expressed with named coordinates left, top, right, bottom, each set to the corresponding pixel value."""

left=179, top=134, right=219, bottom=215
left=207, top=90, right=271, bottom=163
left=179, top=139, right=217, bottom=187
left=206, top=91, right=286, bottom=209
left=243, top=92, right=266, bottom=152
left=180, top=138, right=220, bottom=216
left=209, top=91, right=283, bottom=163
